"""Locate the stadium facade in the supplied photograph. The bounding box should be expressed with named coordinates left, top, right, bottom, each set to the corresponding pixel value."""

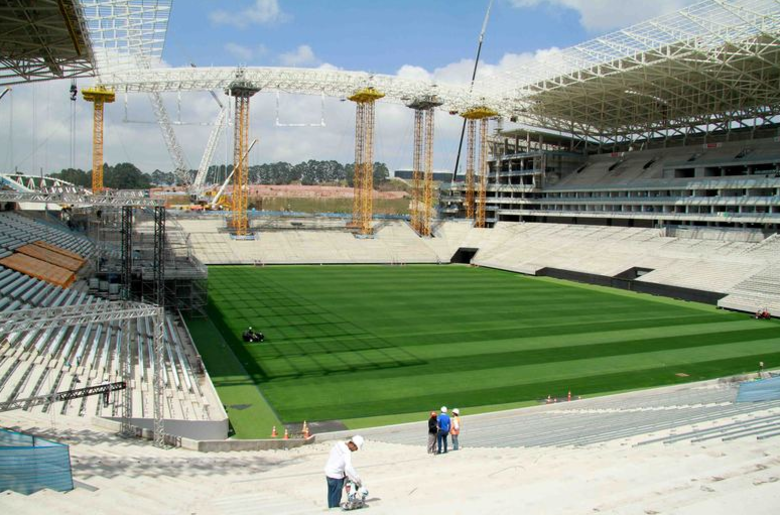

left=438, top=0, right=780, bottom=232
left=442, top=127, right=780, bottom=231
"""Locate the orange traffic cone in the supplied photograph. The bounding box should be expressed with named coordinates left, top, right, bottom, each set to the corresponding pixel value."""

left=271, top=426, right=278, bottom=438
left=283, top=428, right=289, bottom=440
left=302, top=421, right=310, bottom=439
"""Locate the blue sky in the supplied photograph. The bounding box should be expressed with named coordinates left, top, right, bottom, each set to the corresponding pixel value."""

left=164, top=1, right=587, bottom=73
left=0, top=0, right=699, bottom=176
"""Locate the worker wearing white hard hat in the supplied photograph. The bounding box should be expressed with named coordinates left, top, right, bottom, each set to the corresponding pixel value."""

left=324, top=435, right=365, bottom=508
left=437, top=406, right=451, bottom=453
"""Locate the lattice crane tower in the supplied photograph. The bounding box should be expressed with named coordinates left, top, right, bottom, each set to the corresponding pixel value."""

left=407, top=97, right=442, bottom=236
left=82, top=86, right=115, bottom=193
left=349, top=88, right=384, bottom=235
left=226, top=80, right=260, bottom=238
left=462, top=107, right=497, bottom=228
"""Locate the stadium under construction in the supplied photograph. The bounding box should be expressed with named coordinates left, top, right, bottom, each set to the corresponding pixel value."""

left=1, top=0, right=780, bottom=513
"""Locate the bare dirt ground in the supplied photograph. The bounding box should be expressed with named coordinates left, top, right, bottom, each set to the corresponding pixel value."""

left=151, top=184, right=406, bottom=199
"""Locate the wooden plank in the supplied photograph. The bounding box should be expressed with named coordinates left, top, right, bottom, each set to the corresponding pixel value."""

left=33, top=240, right=86, bottom=263
left=17, top=244, right=83, bottom=271
left=0, top=254, right=75, bottom=288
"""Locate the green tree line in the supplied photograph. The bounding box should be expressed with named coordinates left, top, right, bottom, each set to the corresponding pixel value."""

left=50, top=163, right=152, bottom=189
left=50, top=160, right=390, bottom=189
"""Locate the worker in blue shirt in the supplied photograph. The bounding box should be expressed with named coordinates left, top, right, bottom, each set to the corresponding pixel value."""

left=436, top=406, right=451, bottom=454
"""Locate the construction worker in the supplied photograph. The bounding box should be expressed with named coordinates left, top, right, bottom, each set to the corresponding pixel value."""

left=324, top=435, right=364, bottom=509
left=450, top=408, right=461, bottom=450
left=427, top=411, right=437, bottom=454
left=437, top=406, right=450, bottom=454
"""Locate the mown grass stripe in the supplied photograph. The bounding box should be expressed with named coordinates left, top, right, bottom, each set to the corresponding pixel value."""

left=194, top=265, right=780, bottom=434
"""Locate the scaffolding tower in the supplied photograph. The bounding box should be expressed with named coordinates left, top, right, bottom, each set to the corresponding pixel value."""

left=226, top=81, right=260, bottom=239
left=152, top=206, right=166, bottom=447
left=464, top=119, right=476, bottom=220
left=89, top=207, right=207, bottom=317
left=411, top=109, right=424, bottom=233
left=407, top=97, right=442, bottom=236
left=462, top=107, right=497, bottom=227
left=121, top=206, right=133, bottom=301
left=82, top=86, right=115, bottom=193
left=349, top=88, right=384, bottom=235
left=423, top=108, right=435, bottom=236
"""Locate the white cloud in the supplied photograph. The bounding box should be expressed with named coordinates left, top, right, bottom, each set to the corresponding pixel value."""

left=422, top=48, right=565, bottom=93
left=279, top=45, right=318, bottom=67
left=509, top=0, right=699, bottom=31
left=210, top=0, right=288, bottom=29
left=315, top=62, right=342, bottom=72
left=224, top=43, right=254, bottom=62
left=222, top=43, right=270, bottom=64
left=396, top=65, right=432, bottom=82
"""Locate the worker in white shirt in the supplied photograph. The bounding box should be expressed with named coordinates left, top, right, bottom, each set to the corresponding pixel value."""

left=324, top=435, right=364, bottom=508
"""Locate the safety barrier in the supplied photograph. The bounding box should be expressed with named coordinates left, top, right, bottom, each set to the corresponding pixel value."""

left=0, top=428, right=73, bottom=494
left=737, top=375, right=780, bottom=403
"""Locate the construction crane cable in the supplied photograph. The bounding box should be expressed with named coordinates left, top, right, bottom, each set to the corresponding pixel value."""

left=452, top=0, right=494, bottom=182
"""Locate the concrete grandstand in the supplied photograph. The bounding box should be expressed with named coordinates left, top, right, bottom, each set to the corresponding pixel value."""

left=1, top=0, right=780, bottom=513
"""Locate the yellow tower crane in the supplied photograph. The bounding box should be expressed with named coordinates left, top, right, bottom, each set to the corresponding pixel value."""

left=82, top=86, right=115, bottom=193
left=226, top=81, right=260, bottom=239
left=349, top=87, right=384, bottom=236
left=406, top=96, right=442, bottom=236
left=461, top=107, right=497, bottom=228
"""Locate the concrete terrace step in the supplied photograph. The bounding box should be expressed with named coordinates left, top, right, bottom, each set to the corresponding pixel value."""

left=198, top=491, right=320, bottom=515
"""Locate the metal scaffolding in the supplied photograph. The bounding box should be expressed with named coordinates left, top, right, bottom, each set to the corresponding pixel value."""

left=121, top=205, right=133, bottom=301
left=462, top=107, right=497, bottom=227
left=90, top=207, right=207, bottom=317
left=0, top=302, right=165, bottom=445
left=154, top=207, right=166, bottom=306
left=477, top=118, right=489, bottom=228
left=119, top=317, right=133, bottom=436
left=407, top=96, right=442, bottom=236
left=465, top=119, right=476, bottom=220
left=82, top=86, right=115, bottom=193
left=423, top=107, right=435, bottom=236
left=349, top=87, right=384, bottom=235
left=411, top=108, right=424, bottom=233
left=152, top=206, right=166, bottom=448
left=226, top=80, right=260, bottom=239
left=0, top=188, right=162, bottom=207
left=0, top=382, right=126, bottom=413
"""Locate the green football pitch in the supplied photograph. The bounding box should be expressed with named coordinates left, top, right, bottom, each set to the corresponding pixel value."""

left=186, top=265, right=780, bottom=439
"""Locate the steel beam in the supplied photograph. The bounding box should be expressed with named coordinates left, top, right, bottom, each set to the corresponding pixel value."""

left=0, top=382, right=126, bottom=413
left=0, top=190, right=163, bottom=207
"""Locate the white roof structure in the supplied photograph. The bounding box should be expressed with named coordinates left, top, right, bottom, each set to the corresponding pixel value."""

left=0, top=0, right=94, bottom=84
left=80, top=0, right=171, bottom=76
left=0, top=0, right=170, bottom=85
left=499, top=0, right=780, bottom=143
left=1, top=0, right=778, bottom=145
